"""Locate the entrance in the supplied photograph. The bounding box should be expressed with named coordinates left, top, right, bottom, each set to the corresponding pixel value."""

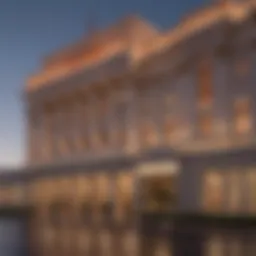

left=137, top=160, right=180, bottom=213
left=137, top=160, right=180, bottom=256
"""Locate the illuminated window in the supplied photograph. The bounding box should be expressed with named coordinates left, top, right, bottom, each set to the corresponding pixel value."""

left=247, top=170, right=256, bottom=213
left=226, top=171, right=242, bottom=213
left=99, top=230, right=112, bottom=256
left=234, top=98, right=252, bottom=135
left=202, top=171, right=224, bottom=212
left=163, top=95, right=175, bottom=140
left=139, top=96, right=157, bottom=147
left=98, top=95, right=109, bottom=148
left=154, top=238, right=171, bottom=256
left=115, top=173, right=134, bottom=223
left=123, top=231, right=138, bottom=256
left=198, top=58, right=213, bottom=106
left=116, top=102, right=128, bottom=148
left=198, top=111, right=212, bottom=137
left=205, top=235, right=225, bottom=256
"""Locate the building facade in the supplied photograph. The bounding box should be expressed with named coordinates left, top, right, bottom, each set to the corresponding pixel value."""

left=1, top=0, right=256, bottom=255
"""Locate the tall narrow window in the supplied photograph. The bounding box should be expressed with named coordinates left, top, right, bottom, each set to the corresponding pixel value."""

left=163, top=95, right=175, bottom=140
left=205, top=235, right=225, bottom=256
left=247, top=170, right=256, bottom=213
left=202, top=171, right=224, bottom=212
left=234, top=98, right=252, bottom=135
left=198, top=111, right=213, bottom=137
left=198, top=58, right=213, bottom=106
left=99, top=94, right=109, bottom=148
left=116, top=102, right=128, bottom=149
left=227, top=171, right=242, bottom=213
left=139, top=89, right=157, bottom=147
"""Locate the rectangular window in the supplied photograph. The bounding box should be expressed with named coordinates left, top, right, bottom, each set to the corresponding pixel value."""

left=226, top=171, right=242, bottom=213
left=163, top=95, right=175, bottom=140
left=198, top=58, right=213, bottom=106
left=99, top=96, right=109, bottom=148
left=247, top=170, right=256, bottom=213
left=139, top=95, right=158, bottom=147
left=198, top=111, right=212, bottom=137
left=205, top=235, right=225, bottom=256
left=234, top=98, right=252, bottom=135
left=115, top=173, right=134, bottom=223
left=116, top=102, right=128, bottom=148
left=202, top=171, right=224, bottom=212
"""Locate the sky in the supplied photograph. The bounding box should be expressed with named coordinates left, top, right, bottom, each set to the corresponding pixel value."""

left=0, top=0, right=210, bottom=167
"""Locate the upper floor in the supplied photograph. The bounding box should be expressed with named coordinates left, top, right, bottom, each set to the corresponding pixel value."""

left=25, top=1, right=256, bottom=165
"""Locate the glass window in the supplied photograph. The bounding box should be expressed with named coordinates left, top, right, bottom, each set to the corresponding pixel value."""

left=80, top=202, right=93, bottom=225
left=227, top=236, right=243, bottom=256
left=202, top=171, right=224, bottom=212
left=139, top=88, right=158, bottom=147
left=116, top=102, right=128, bottom=148
left=163, top=95, right=175, bottom=140
left=205, top=235, right=225, bottom=256
left=154, top=238, right=171, bottom=256
left=115, top=173, right=134, bottom=223
left=226, top=171, right=242, bottom=213
left=246, top=170, right=256, bottom=213
left=198, top=111, right=212, bottom=137
left=234, top=98, right=252, bottom=135
left=99, top=230, right=112, bottom=256
left=123, top=231, right=138, bottom=256
left=198, top=58, right=213, bottom=106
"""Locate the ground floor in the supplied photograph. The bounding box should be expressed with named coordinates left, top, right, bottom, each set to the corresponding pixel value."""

left=1, top=146, right=256, bottom=255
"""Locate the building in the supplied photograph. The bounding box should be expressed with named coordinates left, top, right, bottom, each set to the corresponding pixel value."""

left=1, top=0, right=256, bottom=255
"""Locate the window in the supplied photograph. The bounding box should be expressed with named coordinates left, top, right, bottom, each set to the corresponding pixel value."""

left=202, top=171, right=224, bottom=212
left=98, top=95, right=109, bottom=148
left=48, top=201, right=71, bottom=227
left=198, top=58, right=213, bottom=106
left=154, top=238, right=171, bottom=256
left=123, top=231, right=138, bottom=256
left=205, top=234, right=244, bottom=256
left=163, top=95, right=175, bottom=140
left=140, top=96, right=157, bottom=147
left=247, top=170, right=256, bottom=213
left=80, top=202, right=93, bottom=225
left=198, top=111, right=212, bottom=137
left=115, top=173, right=134, bottom=223
left=234, top=98, right=252, bottom=135
left=226, top=171, right=242, bottom=213
left=116, top=102, right=128, bottom=148
left=205, top=235, right=225, bottom=256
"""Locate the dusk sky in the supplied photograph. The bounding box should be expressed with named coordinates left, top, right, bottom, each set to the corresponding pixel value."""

left=0, top=0, right=209, bottom=167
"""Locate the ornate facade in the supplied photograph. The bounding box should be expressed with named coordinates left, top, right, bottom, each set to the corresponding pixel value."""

left=1, top=1, right=256, bottom=256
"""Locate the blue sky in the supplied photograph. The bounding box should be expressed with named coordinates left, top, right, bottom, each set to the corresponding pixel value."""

left=0, top=0, right=209, bottom=166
